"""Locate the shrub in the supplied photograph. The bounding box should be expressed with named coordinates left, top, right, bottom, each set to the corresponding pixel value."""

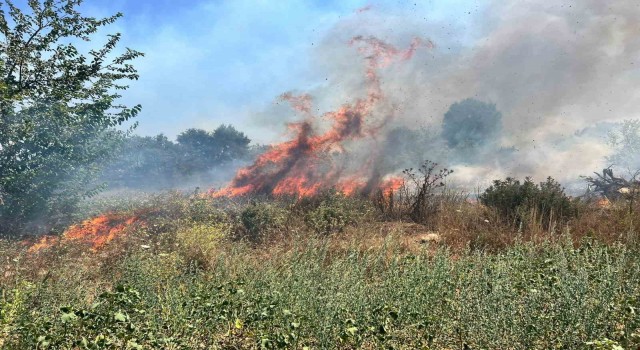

left=375, top=161, right=453, bottom=226
left=176, top=223, right=227, bottom=269
left=404, top=161, right=453, bottom=225
left=239, top=202, right=288, bottom=242
left=480, top=177, right=577, bottom=230
left=304, top=191, right=370, bottom=234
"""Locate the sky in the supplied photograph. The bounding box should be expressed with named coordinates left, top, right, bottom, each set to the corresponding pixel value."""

left=77, top=0, right=485, bottom=143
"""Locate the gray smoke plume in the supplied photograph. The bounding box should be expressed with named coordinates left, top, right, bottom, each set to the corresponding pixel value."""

left=270, top=1, right=640, bottom=191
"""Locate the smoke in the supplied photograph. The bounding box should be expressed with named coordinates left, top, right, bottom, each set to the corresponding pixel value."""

left=213, top=36, right=429, bottom=197
left=334, top=2, right=637, bottom=185
left=214, top=1, right=640, bottom=196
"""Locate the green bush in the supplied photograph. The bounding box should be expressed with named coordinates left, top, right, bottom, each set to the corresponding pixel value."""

left=239, top=202, right=288, bottom=242
left=480, top=177, right=577, bottom=230
left=304, top=192, right=371, bottom=234
left=13, top=285, right=176, bottom=349
left=176, top=223, right=227, bottom=269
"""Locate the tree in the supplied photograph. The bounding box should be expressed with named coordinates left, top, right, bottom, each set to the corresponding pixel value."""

left=0, top=0, right=143, bottom=235
left=442, top=98, right=502, bottom=150
left=100, top=135, right=181, bottom=189
left=211, top=124, right=250, bottom=163
left=176, top=128, right=214, bottom=174
left=176, top=125, right=250, bottom=174
left=98, top=126, right=252, bottom=190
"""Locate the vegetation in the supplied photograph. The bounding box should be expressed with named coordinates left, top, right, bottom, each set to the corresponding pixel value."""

left=240, top=201, right=288, bottom=242
left=101, top=125, right=253, bottom=190
left=302, top=190, right=372, bottom=235
left=2, top=188, right=640, bottom=349
left=0, top=0, right=142, bottom=235
left=374, top=160, right=456, bottom=231
left=177, top=126, right=251, bottom=173
left=480, top=176, right=577, bottom=231
left=1, top=3, right=640, bottom=350
left=442, top=98, right=503, bottom=150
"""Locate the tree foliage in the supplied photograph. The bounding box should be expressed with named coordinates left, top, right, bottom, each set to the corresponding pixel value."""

left=176, top=125, right=250, bottom=174
left=100, top=134, right=181, bottom=189
left=102, top=126, right=252, bottom=189
left=0, top=0, right=143, bottom=235
left=442, top=98, right=502, bottom=150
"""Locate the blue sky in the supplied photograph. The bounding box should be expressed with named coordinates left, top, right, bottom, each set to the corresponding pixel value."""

left=77, top=0, right=484, bottom=143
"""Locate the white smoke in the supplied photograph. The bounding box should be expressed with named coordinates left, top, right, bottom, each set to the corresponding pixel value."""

left=274, top=1, right=640, bottom=190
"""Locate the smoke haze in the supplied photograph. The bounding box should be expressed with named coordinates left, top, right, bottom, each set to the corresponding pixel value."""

left=235, top=1, right=639, bottom=193
left=96, top=1, right=640, bottom=195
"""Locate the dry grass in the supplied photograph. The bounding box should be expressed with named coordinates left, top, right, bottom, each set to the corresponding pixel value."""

left=4, top=193, right=640, bottom=280
left=2, top=192, right=640, bottom=349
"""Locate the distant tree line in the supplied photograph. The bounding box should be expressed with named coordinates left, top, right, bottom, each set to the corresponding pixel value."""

left=100, top=125, right=260, bottom=189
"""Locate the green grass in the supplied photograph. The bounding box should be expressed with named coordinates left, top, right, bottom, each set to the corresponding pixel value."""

left=2, top=191, right=640, bottom=349
left=2, top=236, right=640, bottom=349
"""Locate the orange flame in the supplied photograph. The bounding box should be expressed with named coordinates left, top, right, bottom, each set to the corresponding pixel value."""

left=211, top=36, right=431, bottom=198
left=28, top=235, right=62, bottom=252
left=335, top=177, right=368, bottom=196
left=379, top=176, right=405, bottom=196
left=28, top=213, right=142, bottom=253
left=597, top=197, right=611, bottom=208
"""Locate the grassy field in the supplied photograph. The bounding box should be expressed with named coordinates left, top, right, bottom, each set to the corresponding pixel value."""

left=2, top=191, right=640, bottom=349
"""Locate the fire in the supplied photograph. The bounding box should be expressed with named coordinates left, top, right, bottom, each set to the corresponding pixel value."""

left=28, top=213, right=142, bottom=252
left=28, top=235, right=61, bottom=252
left=596, top=197, right=611, bottom=208
left=211, top=36, right=431, bottom=198
left=379, top=176, right=405, bottom=196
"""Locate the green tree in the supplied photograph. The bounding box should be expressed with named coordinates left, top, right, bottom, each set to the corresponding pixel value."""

left=211, top=124, right=251, bottom=163
left=176, top=125, right=250, bottom=174
left=442, top=98, right=502, bottom=150
left=101, top=134, right=181, bottom=189
left=0, top=0, right=143, bottom=235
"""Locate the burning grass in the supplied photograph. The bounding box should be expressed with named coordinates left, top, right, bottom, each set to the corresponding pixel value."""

left=3, top=189, right=640, bottom=349
left=27, top=212, right=144, bottom=253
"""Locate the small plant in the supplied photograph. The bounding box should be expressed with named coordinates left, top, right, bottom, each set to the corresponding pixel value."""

left=176, top=223, right=227, bottom=269
left=373, top=161, right=451, bottom=224
left=11, top=285, right=163, bottom=349
left=586, top=338, right=624, bottom=350
left=404, top=160, right=453, bottom=225
left=374, top=161, right=454, bottom=226
left=0, top=282, right=34, bottom=348
left=239, top=202, right=288, bottom=242
left=304, top=190, right=370, bottom=234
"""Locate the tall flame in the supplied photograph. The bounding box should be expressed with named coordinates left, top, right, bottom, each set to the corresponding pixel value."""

left=212, top=36, right=430, bottom=198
